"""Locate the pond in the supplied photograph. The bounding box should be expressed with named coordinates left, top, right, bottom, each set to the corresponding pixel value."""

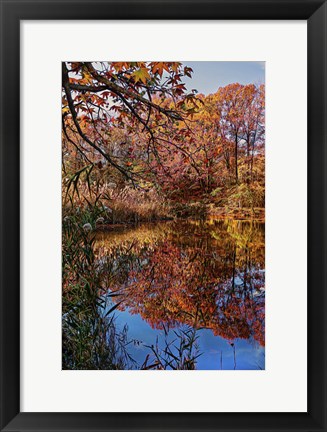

left=95, top=218, right=265, bottom=370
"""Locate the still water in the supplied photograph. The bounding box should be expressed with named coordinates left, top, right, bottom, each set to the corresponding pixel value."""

left=95, top=218, right=265, bottom=370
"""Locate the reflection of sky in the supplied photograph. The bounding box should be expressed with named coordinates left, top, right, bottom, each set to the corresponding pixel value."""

left=112, top=307, right=265, bottom=370
left=98, top=219, right=266, bottom=370
left=183, top=61, right=265, bottom=95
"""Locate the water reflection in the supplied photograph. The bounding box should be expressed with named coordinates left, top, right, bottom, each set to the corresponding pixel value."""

left=95, top=218, right=265, bottom=369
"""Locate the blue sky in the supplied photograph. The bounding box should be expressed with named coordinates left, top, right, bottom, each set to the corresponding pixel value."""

left=182, top=61, right=265, bottom=95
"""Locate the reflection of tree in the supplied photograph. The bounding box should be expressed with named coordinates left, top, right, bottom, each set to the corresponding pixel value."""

left=97, top=219, right=265, bottom=346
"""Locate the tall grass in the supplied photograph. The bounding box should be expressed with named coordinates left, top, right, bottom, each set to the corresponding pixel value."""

left=108, top=186, right=173, bottom=224
left=62, top=217, right=134, bottom=369
left=141, top=325, right=201, bottom=370
left=63, top=178, right=174, bottom=226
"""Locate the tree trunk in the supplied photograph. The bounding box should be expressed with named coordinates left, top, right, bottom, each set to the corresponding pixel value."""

left=235, top=134, right=238, bottom=184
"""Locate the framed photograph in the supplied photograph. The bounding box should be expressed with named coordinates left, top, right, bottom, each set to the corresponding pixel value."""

left=1, top=0, right=326, bottom=431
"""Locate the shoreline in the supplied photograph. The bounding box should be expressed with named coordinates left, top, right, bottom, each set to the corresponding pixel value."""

left=94, top=208, right=265, bottom=232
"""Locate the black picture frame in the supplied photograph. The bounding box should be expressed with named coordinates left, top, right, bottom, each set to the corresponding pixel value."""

left=1, top=0, right=326, bottom=431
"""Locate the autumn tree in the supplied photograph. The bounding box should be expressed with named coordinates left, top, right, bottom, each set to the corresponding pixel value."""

left=62, top=61, right=198, bottom=186
left=148, top=83, right=265, bottom=201
left=196, top=84, right=265, bottom=187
